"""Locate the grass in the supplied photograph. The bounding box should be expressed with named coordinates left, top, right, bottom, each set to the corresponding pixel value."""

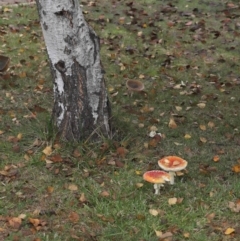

left=1, top=0, right=240, bottom=240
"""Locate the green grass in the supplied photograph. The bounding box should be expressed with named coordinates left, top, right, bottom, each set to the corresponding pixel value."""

left=1, top=0, right=240, bottom=240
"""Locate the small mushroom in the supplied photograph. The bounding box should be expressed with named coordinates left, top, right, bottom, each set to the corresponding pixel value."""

left=126, top=79, right=145, bottom=96
left=0, top=55, right=10, bottom=72
left=158, top=156, right=188, bottom=185
left=143, top=170, right=170, bottom=194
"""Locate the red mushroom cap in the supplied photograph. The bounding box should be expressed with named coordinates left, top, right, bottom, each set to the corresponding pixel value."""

left=158, top=156, right=188, bottom=172
left=143, top=170, right=170, bottom=184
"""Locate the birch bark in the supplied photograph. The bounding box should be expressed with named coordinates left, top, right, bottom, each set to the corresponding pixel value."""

left=35, top=0, right=111, bottom=141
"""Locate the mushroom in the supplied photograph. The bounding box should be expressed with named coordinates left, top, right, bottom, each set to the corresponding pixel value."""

left=143, top=170, right=170, bottom=194
left=158, top=156, right=188, bottom=185
left=0, top=55, right=10, bottom=72
left=126, top=79, right=145, bottom=96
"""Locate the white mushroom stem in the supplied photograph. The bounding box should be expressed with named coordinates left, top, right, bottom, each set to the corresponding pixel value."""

left=169, top=172, right=176, bottom=185
left=153, top=183, right=164, bottom=195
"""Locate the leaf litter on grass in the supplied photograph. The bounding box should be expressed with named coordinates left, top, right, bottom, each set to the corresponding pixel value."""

left=1, top=0, right=240, bottom=240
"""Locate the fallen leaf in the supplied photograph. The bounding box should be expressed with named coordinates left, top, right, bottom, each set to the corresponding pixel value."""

left=8, top=217, right=22, bottom=230
left=213, top=155, right=220, bottom=162
left=149, top=209, right=159, bottom=216
left=100, top=190, right=110, bottom=197
left=185, top=21, right=193, bottom=26
left=184, top=134, right=191, bottom=139
left=115, top=160, right=125, bottom=168
left=200, top=137, right=207, bottom=143
left=68, top=212, right=79, bottom=223
left=79, top=193, right=87, bottom=204
left=158, top=231, right=173, bottom=239
left=155, top=230, right=163, bottom=237
left=169, top=117, right=177, bottom=129
left=168, top=197, right=177, bottom=205
left=183, top=232, right=190, bottom=238
left=68, top=184, right=78, bottom=191
left=18, top=214, right=26, bottom=219
left=232, top=164, right=240, bottom=173
left=177, top=197, right=184, bottom=203
left=135, top=170, right=142, bottom=175
left=29, top=218, right=40, bottom=227
left=206, top=212, right=215, bottom=222
left=116, top=147, right=128, bottom=158
left=17, top=133, right=22, bottom=140
left=136, top=214, right=145, bottom=220
left=72, top=148, right=81, bottom=158
left=228, top=201, right=240, bottom=212
left=197, top=103, right=206, bottom=109
left=199, top=125, right=206, bottom=131
left=175, top=106, right=182, bottom=111
left=174, top=142, right=183, bottom=146
left=225, top=228, right=235, bottom=235
left=42, top=146, right=52, bottom=156
left=136, top=183, right=144, bottom=188
left=208, top=121, right=215, bottom=128
left=50, top=154, right=63, bottom=162
left=47, top=186, right=54, bottom=194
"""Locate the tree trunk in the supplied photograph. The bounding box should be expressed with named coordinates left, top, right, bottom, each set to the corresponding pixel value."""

left=35, top=0, right=111, bottom=141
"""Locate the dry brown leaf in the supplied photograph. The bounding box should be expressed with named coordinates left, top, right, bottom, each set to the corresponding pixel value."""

left=208, top=121, right=215, bottom=128
left=79, top=193, right=87, bottom=203
left=68, top=184, right=78, bottom=191
left=32, top=138, right=42, bottom=147
left=8, top=217, right=22, bottom=230
left=200, top=137, right=207, bottom=143
left=50, top=154, right=63, bottom=162
left=115, top=160, right=125, bottom=168
left=149, top=209, right=159, bottom=216
left=185, top=21, right=193, bottom=26
left=158, top=231, right=173, bottom=239
left=173, top=84, right=182, bottom=89
left=228, top=201, right=240, bottom=212
left=168, top=197, right=177, bottom=205
left=155, top=230, right=163, bottom=237
left=175, top=106, right=182, bottom=111
left=47, top=186, right=54, bottom=194
left=136, top=183, right=144, bottom=188
left=183, top=232, right=190, bottom=238
left=100, top=190, right=110, bottom=197
left=184, top=134, right=191, bottom=139
left=18, top=214, right=26, bottom=220
left=42, top=145, right=52, bottom=156
left=73, top=148, right=81, bottom=158
left=174, top=142, right=183, bottom=146
left=177, top=197, right=184, bottom=204
left=176, top=171, right=184, bottom=176
left=206, top=212, right=215, bottom=222
left=68, top=212, right=79, bottom=223
left=225, top=228, right=235, bottom=235
left=213, top=155, right=220, bottom=162
left=17, top=133, right=22, bottom=140
left=232, top=164, right=240, bottom=173
left=116, top=147, right=128, bottom=158
left=24, top=154, right=30, bottom=161
left=169, top=117, right=177, bottom=129
left=199, top=125, right=206, bottom=131
left=29, top=218, right=40, bottom=227
left=197, top=103, right=206, bottom=109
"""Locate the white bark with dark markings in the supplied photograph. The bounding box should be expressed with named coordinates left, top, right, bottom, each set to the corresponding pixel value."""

left=36, top=0, right=111, bottom=141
